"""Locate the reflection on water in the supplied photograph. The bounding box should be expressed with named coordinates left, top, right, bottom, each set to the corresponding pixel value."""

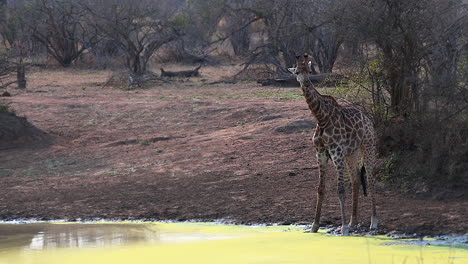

left=0, top=222, right=241, bottom=252
left=0, top=223, right=159, bottom=251
left=27, top=224, right=159, bottom=249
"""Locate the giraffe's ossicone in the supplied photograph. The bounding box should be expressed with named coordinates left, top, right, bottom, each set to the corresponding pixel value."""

left=290, top=54, right=378, bottom=236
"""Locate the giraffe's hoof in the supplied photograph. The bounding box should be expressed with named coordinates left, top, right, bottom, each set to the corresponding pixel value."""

left=311, top=223, right=320, bottom=233
left=341, top=225, right=350, bottom=236
left=370, top=216, right=379, bottom=230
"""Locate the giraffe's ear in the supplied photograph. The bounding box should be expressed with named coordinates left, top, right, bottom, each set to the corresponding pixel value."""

left=295, top=55, right=300, bottom=59
left=304, top=53, right=308, bottom=58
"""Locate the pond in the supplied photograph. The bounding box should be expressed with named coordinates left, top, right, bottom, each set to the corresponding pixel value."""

left=0, top=222, right=466, bottom=264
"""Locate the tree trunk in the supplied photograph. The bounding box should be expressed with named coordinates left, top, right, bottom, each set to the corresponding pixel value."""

left=16, top=64, right=26, bottom=89
left=230, top=26, right=250, bottom=56
left=312, top=35, right=341, bottom=73
left=127, top=53, right=146, bottom=76
left=281, top=49, right=297, bottom=70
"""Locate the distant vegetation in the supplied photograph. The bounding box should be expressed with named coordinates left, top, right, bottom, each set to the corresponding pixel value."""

left=0, top=0, right=466, bottom=191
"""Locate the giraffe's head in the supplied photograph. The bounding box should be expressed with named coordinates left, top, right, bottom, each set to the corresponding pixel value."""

left=288, top=54, right=312, bottom=86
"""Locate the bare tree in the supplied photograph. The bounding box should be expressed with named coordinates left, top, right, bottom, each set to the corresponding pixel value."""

left=30, top=0, right=97, bottom=67
left=0, top=0, right=32, bottom=89
left=182, top=0, right=225, bottom=58
left=227, top=0, right=341, bottom=76
left=84, top=0, right=180, bottom=85
left=310, top=22, right=343, bottom=73
left=223, top=0, right=254, bottom=56
left=225, top=0, right=308, bottom=74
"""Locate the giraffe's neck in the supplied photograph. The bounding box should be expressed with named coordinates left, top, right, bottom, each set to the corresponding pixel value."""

left=300, top=77, right=335, bottom=127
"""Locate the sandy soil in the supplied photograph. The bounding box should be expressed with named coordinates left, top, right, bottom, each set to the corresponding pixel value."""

left=0, top=66, right=467, bottom=235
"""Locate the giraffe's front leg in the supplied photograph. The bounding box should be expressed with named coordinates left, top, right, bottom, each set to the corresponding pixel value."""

left=332, top=154, right=349, bottom=236
left=311, top=147, right=328, bottom=233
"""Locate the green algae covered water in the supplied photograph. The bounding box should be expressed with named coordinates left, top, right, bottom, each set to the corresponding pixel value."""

left=0, top=222, right=467, bottom=264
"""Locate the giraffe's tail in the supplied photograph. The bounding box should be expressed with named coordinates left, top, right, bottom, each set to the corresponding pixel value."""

left=360, top=166, right=368, bottom=197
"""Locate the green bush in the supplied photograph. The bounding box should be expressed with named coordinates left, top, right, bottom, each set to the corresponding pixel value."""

left=378, top=117, right=468, bottom=193
left=0, top=103, right=15, bottom=114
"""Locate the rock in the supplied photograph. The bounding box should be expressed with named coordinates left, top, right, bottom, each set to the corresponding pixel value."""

left=275, top=120, right=316, bottom=134
left=387, top=230, right=420, bottom=239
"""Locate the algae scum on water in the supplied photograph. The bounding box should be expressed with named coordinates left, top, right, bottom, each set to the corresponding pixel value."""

left=0, top=222, right=467, bottom=264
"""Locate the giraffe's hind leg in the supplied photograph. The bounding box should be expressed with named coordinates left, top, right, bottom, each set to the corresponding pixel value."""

left=345, top=151, right=360, bottom=227
left=362, top=144, right=378, bottom=230
left=331, top=153, right=349, bottom=236
left=311, top=147, right=328, bottom=233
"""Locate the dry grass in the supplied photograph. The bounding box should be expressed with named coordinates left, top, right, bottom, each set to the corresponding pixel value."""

left=27, top=68, right=113, bottom=91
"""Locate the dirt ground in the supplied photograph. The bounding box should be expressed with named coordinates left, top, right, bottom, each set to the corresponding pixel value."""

left=0, top=66, right=467, bottom=236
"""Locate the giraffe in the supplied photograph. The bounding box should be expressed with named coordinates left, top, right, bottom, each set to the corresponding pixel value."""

left=289, top=54, right=378, bottom=236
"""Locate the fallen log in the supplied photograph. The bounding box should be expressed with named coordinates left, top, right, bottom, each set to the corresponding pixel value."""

left=103, top=71, right=169, bottom=89
left=160, top=65, right=201, bottom=78
left=257, top=73, right=345, bottom=87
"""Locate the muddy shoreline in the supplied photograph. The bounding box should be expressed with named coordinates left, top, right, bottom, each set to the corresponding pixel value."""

left=0, top=217, right=465, bottom=238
